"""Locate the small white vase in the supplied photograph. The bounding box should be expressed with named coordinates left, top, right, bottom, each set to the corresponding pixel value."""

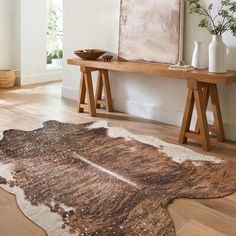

left=191, top=41, right=206, bottom=69
left=209, top=35, right=227, bottom=73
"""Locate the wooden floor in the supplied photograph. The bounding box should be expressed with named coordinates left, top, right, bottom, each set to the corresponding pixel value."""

left=0, top=82, right=235, bottom=236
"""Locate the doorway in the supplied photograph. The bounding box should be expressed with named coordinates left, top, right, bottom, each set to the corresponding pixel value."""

left=46, top=0, right=63, bottom=69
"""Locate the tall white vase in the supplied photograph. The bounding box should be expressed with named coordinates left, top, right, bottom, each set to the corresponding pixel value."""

left=209, top=35, right=227, bottom=73
left=191, top=41, right=207, bottom=69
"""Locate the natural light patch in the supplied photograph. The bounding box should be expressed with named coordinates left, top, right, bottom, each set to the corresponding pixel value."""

left=0, top=100, right=11, bottom=105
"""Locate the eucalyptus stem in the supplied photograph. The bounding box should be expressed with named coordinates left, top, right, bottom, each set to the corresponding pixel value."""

left=187, top=0, right=236, bottom=37
left=204, top=8, right=216, bottom=29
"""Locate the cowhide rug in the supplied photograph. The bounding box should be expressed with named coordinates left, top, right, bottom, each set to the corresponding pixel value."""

left=0, top=120, right=235, bottom=236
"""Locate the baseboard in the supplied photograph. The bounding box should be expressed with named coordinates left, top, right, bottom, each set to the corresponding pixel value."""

left=62, top=86, right=78, bottom=100
left=112, top=98, right=208, bottom=129
left=117, top=98, right=184, bottom=125
left=20, top=70, right=63, bottom=86
left=61, top=86, right=236, bottom=141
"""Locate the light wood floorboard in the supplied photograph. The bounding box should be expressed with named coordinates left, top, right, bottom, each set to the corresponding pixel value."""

left=0, top=188, right=47, bottom=236
left=0, top=82, right=235, bottom=236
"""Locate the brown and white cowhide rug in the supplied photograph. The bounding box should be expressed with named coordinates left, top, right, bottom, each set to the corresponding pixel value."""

left=0, top=120, right=235, bottom=236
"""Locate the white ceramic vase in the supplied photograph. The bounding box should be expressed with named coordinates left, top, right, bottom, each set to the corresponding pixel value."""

left=209, top=35, right=227, bottom=73
left=191, top=41, right=207, bottom=69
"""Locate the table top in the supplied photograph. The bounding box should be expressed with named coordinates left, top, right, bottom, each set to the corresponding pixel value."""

left=67, top=58, right=236, bottom=85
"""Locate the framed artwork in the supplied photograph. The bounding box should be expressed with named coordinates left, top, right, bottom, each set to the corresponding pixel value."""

left=118, top=0, right=184, bottom=64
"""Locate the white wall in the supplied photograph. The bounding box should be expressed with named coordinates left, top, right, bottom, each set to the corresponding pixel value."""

left=1, top=0, right=62, bottom=85
left=62, top=0, right=119, bottom=90
left=62, top=0, right=236, bottom=141
left=19, top=0, right=63, bottom=85
left=10, top=0, right=21, bottom=75
left=0, top=0, right=11, bottom=69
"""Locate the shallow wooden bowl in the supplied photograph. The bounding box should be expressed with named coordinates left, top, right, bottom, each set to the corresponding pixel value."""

left=74, top=49, right=106, bottom=60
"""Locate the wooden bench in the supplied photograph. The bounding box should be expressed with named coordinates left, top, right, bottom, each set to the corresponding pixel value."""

left=67, top=58, right=236, bottom=151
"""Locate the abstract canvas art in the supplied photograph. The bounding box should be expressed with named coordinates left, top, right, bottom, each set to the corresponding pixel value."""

left=119, top=0, right=184, bottom=64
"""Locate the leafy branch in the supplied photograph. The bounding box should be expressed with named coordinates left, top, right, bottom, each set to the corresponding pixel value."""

left=187, top=0, right=236, bottom=36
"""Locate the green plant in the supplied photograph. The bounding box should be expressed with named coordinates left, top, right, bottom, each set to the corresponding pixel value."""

left=48, top=49, right=63, bottom=61
left=47, top=52, right=52, bottom=64
left=187, top=0, right=236, bottom=36
left=52, top=48, right=63, bottom=59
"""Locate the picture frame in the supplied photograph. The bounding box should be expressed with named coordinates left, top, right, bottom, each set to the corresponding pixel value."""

left=118, top=0, right=185, bottom=64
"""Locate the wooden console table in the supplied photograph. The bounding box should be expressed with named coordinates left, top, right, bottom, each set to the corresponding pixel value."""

left=67, top=58, right=236, bottom=151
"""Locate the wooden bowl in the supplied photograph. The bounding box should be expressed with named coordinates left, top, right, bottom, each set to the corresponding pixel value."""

left=74, top=49, right=106, bottom=60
